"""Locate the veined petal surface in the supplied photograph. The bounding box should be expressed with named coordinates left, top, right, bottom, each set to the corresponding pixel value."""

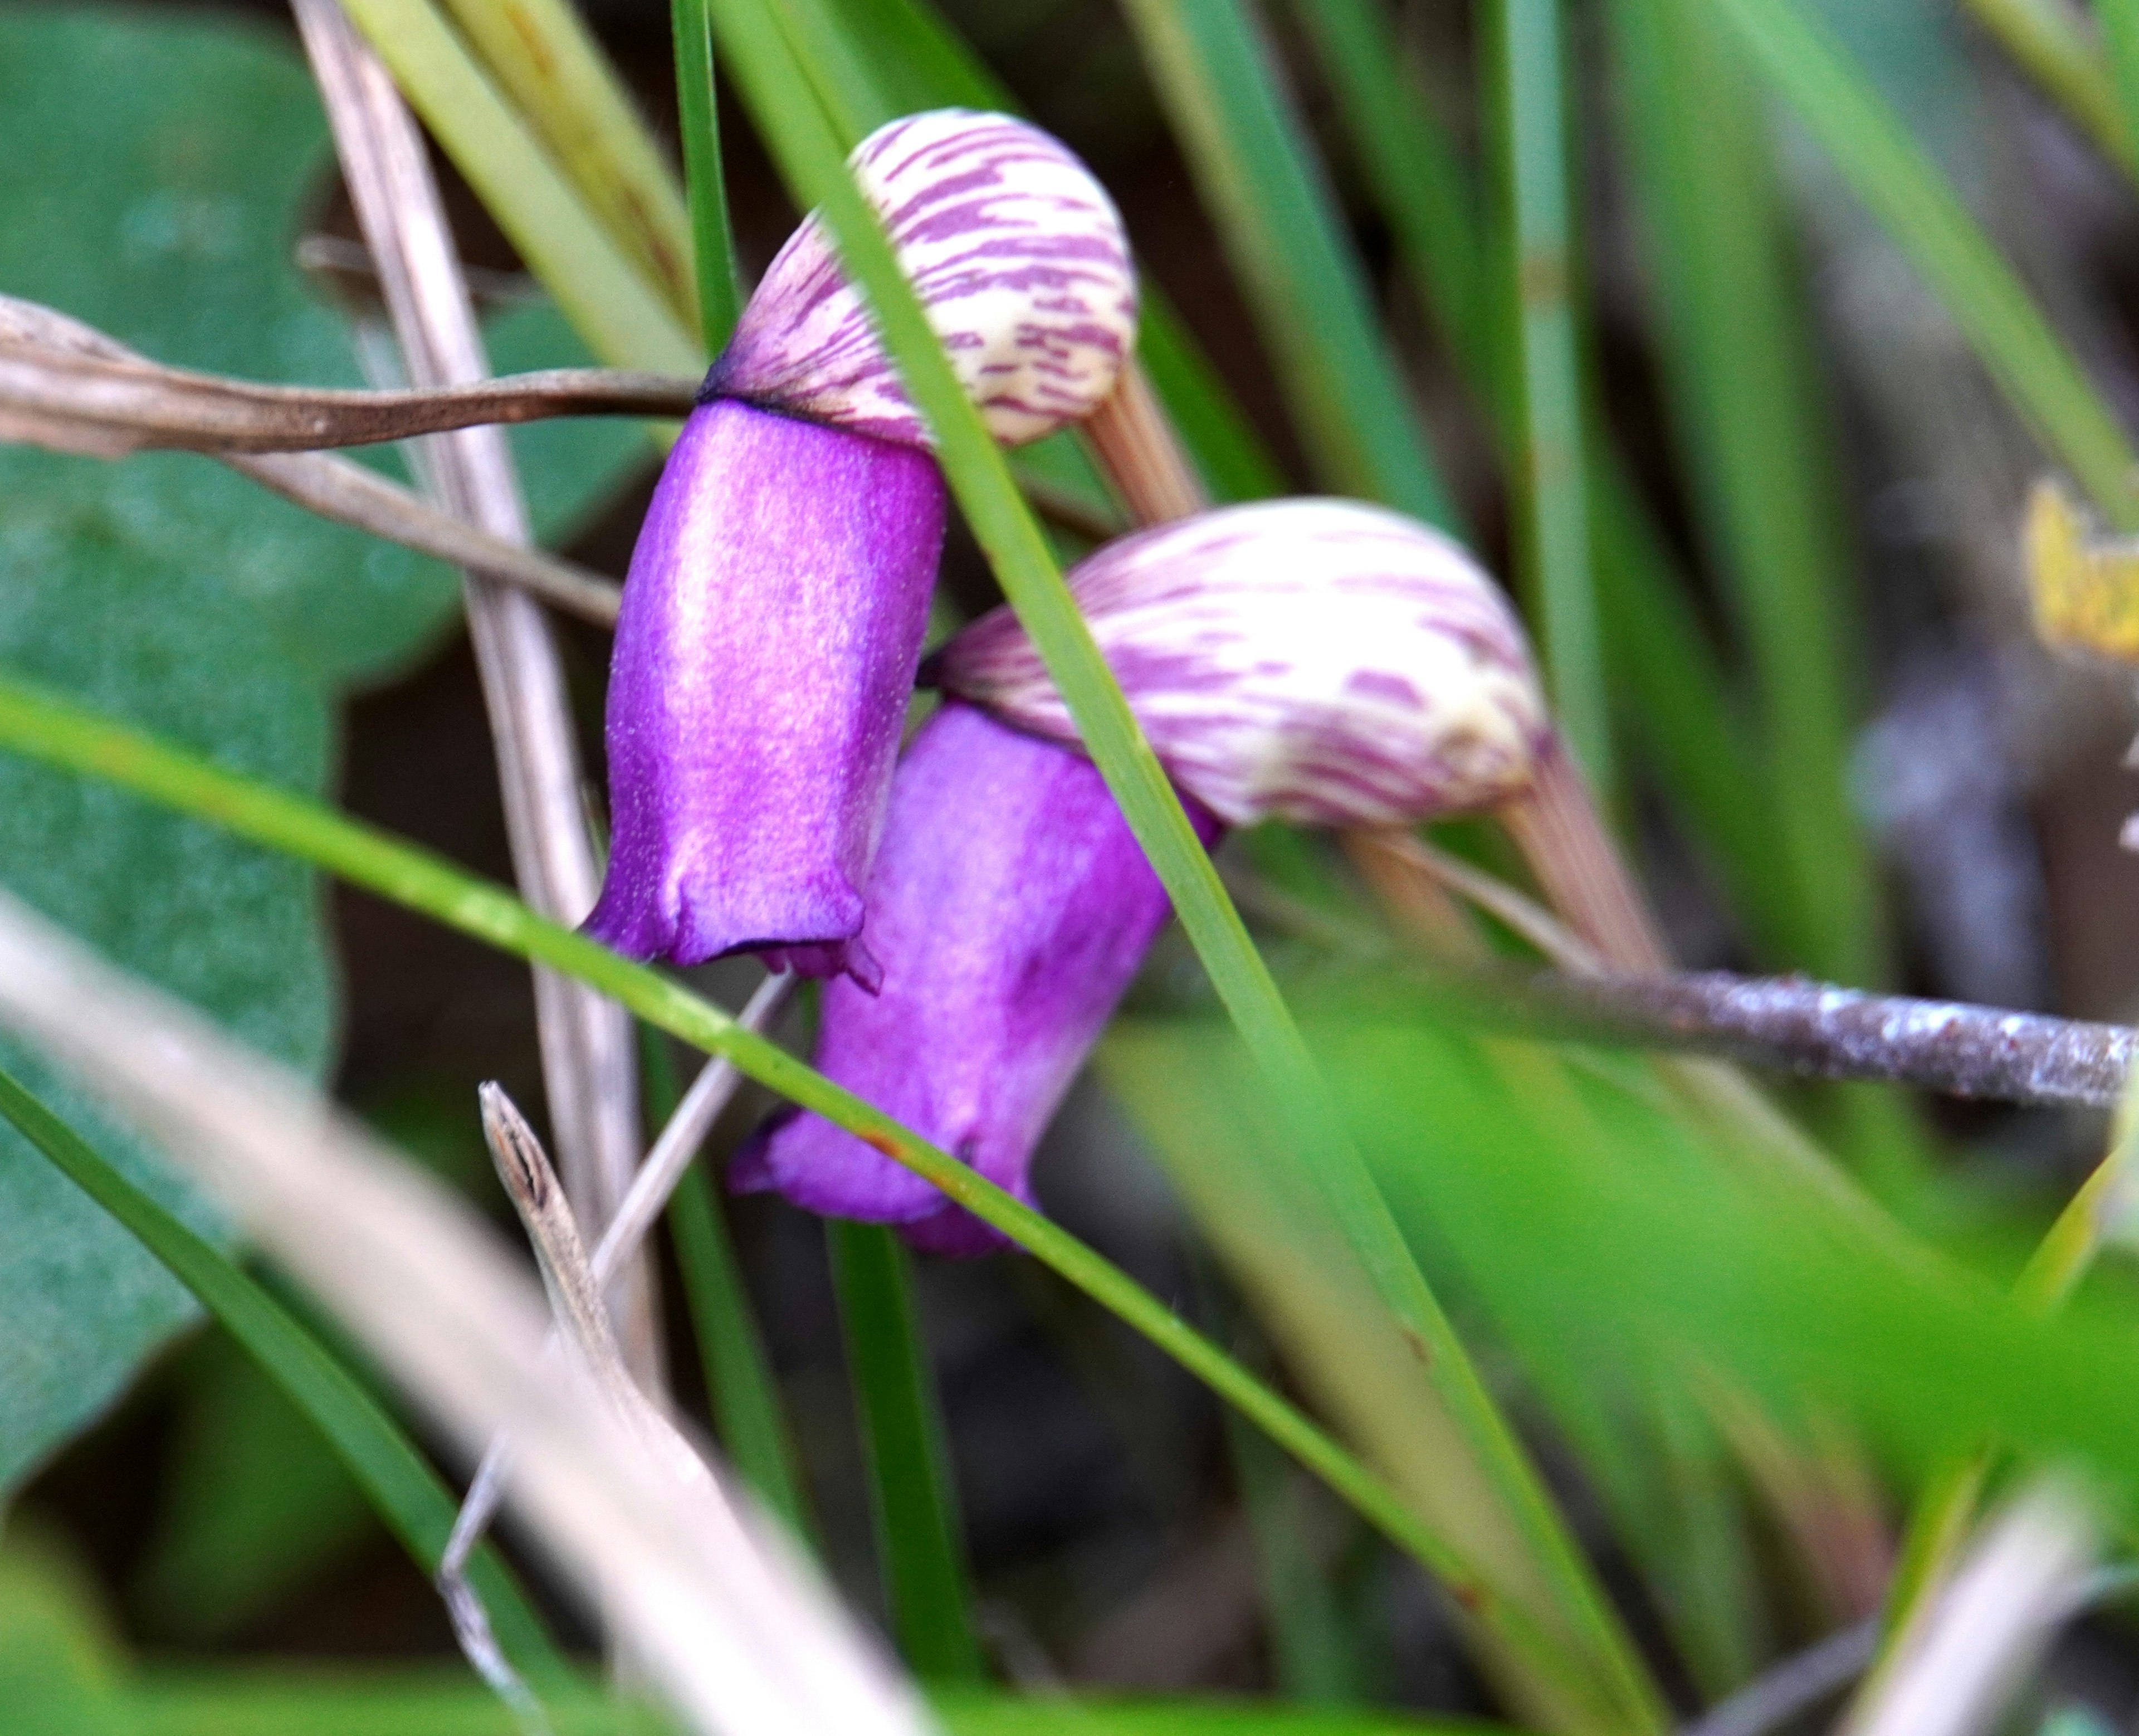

left=937, top=499, right=1550, bottom=827
left=711, top=109, right=1136, bottom=448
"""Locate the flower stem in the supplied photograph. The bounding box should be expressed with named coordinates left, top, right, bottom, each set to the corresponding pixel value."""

left=1500, top=738, right=1670, bottom=973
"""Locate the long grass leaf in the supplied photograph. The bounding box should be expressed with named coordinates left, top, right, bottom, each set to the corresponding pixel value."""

left=675, top=0, right=744, bottom=348
left=2101, top=0, right=2139, bottom=150
left=336, top=0, right=703, bottom=374
left=1112, top=0, right=1455, bottom=524
left=1711, top=0, right=2139, bottom=528
left=1608, top=0, right=1882, bottom=988
left=828, top=1222, right=985, bottom=1683
left=0, top=1065, right=567, bottom=1689
left=434, top=0, right=697, bottom=321
left=1964, top=0, right=2134, bottom=175
left=129, top=1671, right=1511, bottom=1733
left=1287, top=0, right=1782, bottom=953
left=1488, top=0, right=1611, bottom=793
left=0, top=675, right=1601, bottom=1711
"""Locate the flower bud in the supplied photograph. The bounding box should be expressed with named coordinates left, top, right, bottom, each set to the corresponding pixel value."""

left=711, top=109, right=1137, bottom=448
left=935, top=499, right=1550, bottom=828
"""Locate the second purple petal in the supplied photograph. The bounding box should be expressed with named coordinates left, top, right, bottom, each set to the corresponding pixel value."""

left=587, top=399, right=946, bottom=984
left=732, top=701, right=1220, bottom=1254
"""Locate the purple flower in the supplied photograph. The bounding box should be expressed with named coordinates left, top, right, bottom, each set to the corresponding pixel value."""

left=588, top=110, right=1136, bottom=979
left=742, top=499, right=1552, bottom=1254
left=732, top=701, right=1220, bottom=1255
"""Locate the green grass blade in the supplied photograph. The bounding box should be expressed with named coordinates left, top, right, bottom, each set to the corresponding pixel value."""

left=0, top=1065, right=566, bottom=1689
left=2099, top=0, right=2139, bottom=147
left=1608, top=0, right=1881, bottom=988
left=0, top=675, right=1600, bottom=1715
left=1488, top=0, right=1611, bottom=793
left=1287, top=0, right=1783, bottom=954
left=1113, top=0, right=1456, bottom=525
left=637, top=1028, right=813, bottom=1540
left=1289, top=0, right=1484, bottom=367
left=697, top=21, right=1665, bottom=1727
left=674, top=0, right=744, bottom=349
left=434, top=0, right=697, bottom=323
left=1966, top=0, right=2135, bottom=174
left=828, top=1221, right=985, bottom=1683
left=1712, top=0, right=2139, bottom=528
left=129, top=1670, right=1515, bottom=1734
left=816, top=0, right=1288, bottom=500
left=338, top=0, right=704, bottom=374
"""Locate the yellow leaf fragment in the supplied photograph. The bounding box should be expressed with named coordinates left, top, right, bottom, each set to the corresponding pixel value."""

left=2026, top=479, right=2139, bottom=663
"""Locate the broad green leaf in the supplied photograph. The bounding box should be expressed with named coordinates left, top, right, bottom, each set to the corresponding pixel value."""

left=0, top=1060, right=566, bottom=1685
left=0, top=3, right=646, bottom=1488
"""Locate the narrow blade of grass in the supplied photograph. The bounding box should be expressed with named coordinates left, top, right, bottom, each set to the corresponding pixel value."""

left=701, top=11, right=1659, bottom=1727
left=1288, top=0, right=1484, bottom=366
left=0, top=1064, right=567, bottom=1691
left=434, top=0, right=697, bottom=324
left=1712, top=0, right=2139, bottom=529
left=1964, top=0, right=2134, bottom=176
left=828, top=1221, right=985, bottom=1683
left=337, top=0, right=704, bottom=374
left=675, top=0, right=744, bottom=349
left=1606, top=0, right=1881, bottom=987
left=2101, top=0, right=2139, bottom=152
left=1290, top=0, right=1786, bottom=953
left=1488, top=0, right=1611, bottom=794
left=637, top=1027, right=813, bottom=1541
left=1113, top=0, right=1456, bottom=525
left=0, top=674, right=1604, bottom=1718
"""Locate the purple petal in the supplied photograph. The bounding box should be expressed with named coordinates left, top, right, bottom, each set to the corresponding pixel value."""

left=936, top=499, right=1551, bottom=828
left=585, top=399, right=944, bottom=979
left=732, top=701, right=1222, bottom=1255
left=710, top=110, right=1136, bottom=450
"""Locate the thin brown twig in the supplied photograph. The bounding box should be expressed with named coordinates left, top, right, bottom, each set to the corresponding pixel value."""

left=0, top=337, right=693, bottom=453
left=291, top=0, right=656, bottom=1387
left=0, top=292, right=626, bottom=623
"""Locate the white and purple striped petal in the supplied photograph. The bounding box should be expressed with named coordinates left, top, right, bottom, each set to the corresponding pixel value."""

left=730, top=701, right=1220, bottom=1255
left=935, top=499, right=1551, bottom=828
left=710, top=109, right=1136, bottom=448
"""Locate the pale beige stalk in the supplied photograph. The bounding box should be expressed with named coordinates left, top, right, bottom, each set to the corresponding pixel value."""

left=292, top=0, right=657, bottom=1387
left=0, top=890, right=935, bottom=1736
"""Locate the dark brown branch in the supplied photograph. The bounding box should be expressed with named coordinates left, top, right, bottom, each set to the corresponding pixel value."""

left=1457, top=967, right=2137, bottom=1110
